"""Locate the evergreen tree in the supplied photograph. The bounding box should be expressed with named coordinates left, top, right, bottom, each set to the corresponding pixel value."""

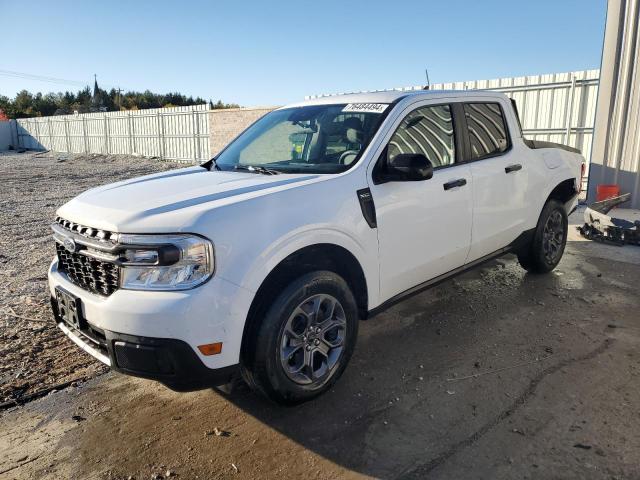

left=0, top=85, right=239, bottom=118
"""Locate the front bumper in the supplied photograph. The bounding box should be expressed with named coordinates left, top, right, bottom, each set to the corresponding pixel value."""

left=48, top=258, right=252, bottom=390
left=51, top=297, right=237, bottom=389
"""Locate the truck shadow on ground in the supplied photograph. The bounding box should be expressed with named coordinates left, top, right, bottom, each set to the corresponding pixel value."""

left=214, top=256, right=594, bottom=478
left=47, top=246, right=635, bottom=480
left=53, top=248, right=630, bottom=480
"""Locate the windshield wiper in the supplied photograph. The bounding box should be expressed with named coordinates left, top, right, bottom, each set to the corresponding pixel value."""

left=234, top=165, right=280, bottom=175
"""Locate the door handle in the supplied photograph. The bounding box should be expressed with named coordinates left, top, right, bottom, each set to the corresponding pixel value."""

left=505, top=164, right=522, bottom=173
left=443, top=178, right=467, bottom=191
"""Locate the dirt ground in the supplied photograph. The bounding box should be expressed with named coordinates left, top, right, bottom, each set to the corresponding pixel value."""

left=1, top=153, right=640, bottom=479
left=0, top=151, right=177, bottom=406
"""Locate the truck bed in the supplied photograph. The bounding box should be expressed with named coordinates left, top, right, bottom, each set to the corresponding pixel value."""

left=523, top=139, right=581, bottom=154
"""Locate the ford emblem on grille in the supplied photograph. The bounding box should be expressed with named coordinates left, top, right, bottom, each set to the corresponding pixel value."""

left=63, top=236, right=77, bottom=253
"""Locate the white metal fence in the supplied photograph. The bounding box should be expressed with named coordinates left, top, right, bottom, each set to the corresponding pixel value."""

left=15, top=104, right=210, bottom=163
left=307, top=69, right=600, bottom=167
left=12, top=70, right=600, bottom=175
left=430, top=70, right=600, bottom=165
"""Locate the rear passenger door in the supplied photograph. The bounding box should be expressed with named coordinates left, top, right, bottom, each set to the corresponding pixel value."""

left=462, top=101, right=529, bottom=262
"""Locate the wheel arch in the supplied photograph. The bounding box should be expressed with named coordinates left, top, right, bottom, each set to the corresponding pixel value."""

left=239, top=243, right=368, bottom=365
left=546, top=177, right=579, bottom=210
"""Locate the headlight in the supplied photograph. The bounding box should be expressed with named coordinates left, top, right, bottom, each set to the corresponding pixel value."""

left=118, top=234, right=214, bottom=291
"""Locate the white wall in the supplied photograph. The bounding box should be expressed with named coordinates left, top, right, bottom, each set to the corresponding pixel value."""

left=588, top=0, right=640, bottom=208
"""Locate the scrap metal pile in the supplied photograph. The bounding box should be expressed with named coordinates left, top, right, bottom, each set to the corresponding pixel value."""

left=579, top=193, right=640, bottom=246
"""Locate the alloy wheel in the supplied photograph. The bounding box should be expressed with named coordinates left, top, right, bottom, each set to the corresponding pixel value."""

left=542, top=210, right=565, bottom=263
left=279, top=294, right=347, bottom=386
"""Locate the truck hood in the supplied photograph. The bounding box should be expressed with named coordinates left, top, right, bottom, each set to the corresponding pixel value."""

left=57, top=166, right=318, bottom=232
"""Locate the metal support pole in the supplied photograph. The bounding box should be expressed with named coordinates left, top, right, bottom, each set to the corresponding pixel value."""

left=104, top=114, right=109, bottom=154
left=127, top=111, right=134, bottom=154
left=47, top=117, right=54, bottom=151
left=519, top=77, right=528, bottom=125
left=192, top=109, right=199, bottom=161
left=64, top=117, right=71, bottom=152
left=196, top=110, right=202, bottom=161
left=546, top=75, right=556, bottom=142
left=564, top=75, right=577, bottom=145
left=158, top=112, right=165, bottom=160
left=131, top=113, right=137, bottom=155
left=531, top=76, right=541, bottom=133
left=33, top=119, right=40, bottom=149
left=82, top=116, right=88, bottom=153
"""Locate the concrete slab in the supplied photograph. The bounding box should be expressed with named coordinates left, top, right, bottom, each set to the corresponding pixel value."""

left=2, top=231, right=640, bottom=479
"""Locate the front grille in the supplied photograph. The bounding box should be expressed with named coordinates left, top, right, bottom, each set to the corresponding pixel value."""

left=54, top=216, right=117, bottom=243
left=56, top=243, right=120, bottom=296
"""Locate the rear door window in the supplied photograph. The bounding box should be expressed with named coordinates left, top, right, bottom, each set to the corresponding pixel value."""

left=463, top=103, right=510, bottom=159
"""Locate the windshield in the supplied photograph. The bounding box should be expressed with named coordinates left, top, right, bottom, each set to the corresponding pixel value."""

left=214, top=103, right=390, bottom=174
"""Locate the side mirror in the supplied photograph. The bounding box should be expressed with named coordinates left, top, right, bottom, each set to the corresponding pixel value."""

left=387, top=153, right=434, bottom=181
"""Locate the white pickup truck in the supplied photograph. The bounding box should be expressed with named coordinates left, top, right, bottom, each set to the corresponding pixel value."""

left=48, top=90, right=584, bottom=403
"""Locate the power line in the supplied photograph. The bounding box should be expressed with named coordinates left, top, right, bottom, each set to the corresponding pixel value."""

left=0, top=69, right=89, bottom=88
left=0, top=69, right=124, bottom=91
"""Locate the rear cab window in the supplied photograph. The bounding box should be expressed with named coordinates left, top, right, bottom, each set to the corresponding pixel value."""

left=463, top=102, right=510, bottom=160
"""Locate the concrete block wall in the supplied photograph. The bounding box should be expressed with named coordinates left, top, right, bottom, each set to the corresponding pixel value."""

left=209, top=107, right=277, bottom=155
left=0, top=120, right=16, bottom=151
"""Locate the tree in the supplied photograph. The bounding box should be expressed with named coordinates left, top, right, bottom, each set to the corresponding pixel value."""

left=13, top=90, right=36, bottom=117
left=0, top=95, right=15, bottom=118
left=76, top=87, right=92, bottom=108
left=0, top=86, right=240, bottom=118
left=210, top=99, right=240, bottom=109
left=32, top=93, right=58, bottom=116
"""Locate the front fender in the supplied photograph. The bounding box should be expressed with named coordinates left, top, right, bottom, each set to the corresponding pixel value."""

left=233, top=225, right=380, bottom=309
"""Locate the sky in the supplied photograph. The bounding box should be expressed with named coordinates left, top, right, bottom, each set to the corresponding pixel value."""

left=0, top=0, right=607, bottom=107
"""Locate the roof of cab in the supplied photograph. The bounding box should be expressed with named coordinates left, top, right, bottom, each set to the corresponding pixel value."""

left=284, top=89, right=508, bottom=109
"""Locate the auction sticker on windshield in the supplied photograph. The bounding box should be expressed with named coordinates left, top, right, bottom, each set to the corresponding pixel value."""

left=342, top=103, right=389, bottom=114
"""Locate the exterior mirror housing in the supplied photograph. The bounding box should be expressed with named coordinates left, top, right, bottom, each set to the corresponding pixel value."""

left=387, top=153, right=434, bottom=181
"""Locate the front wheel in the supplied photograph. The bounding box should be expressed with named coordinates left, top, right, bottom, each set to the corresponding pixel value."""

left=518, top=199, right=568, bottom=273
left=242, top=271, right=359, bottom=405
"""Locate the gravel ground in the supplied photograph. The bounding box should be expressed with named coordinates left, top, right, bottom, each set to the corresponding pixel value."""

left=1, top=232, right=639, bottom=479
left=1, top=152, right=640, bottom=478
left=0, top=151, right=181, bottom=406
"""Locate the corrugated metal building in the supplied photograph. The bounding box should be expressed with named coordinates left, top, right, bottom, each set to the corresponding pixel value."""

left=588, top=0, right=640, bottom=208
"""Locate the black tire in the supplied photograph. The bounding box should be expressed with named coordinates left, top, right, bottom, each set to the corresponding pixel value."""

left=518, top=199, right=568, bottom=273
left=241, top=271, right=359, bottom=405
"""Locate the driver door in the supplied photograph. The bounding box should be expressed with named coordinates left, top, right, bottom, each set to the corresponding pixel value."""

left=368, top=103, right=473, bottom=301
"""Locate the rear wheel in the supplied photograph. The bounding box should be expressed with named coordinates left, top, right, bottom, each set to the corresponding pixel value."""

left=242, top=271, right=358, bottom=405
left=518, top=199, right=568, bottom=273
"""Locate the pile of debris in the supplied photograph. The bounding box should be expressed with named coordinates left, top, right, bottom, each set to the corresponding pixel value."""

left=579, top=193, right=640, bottom=246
